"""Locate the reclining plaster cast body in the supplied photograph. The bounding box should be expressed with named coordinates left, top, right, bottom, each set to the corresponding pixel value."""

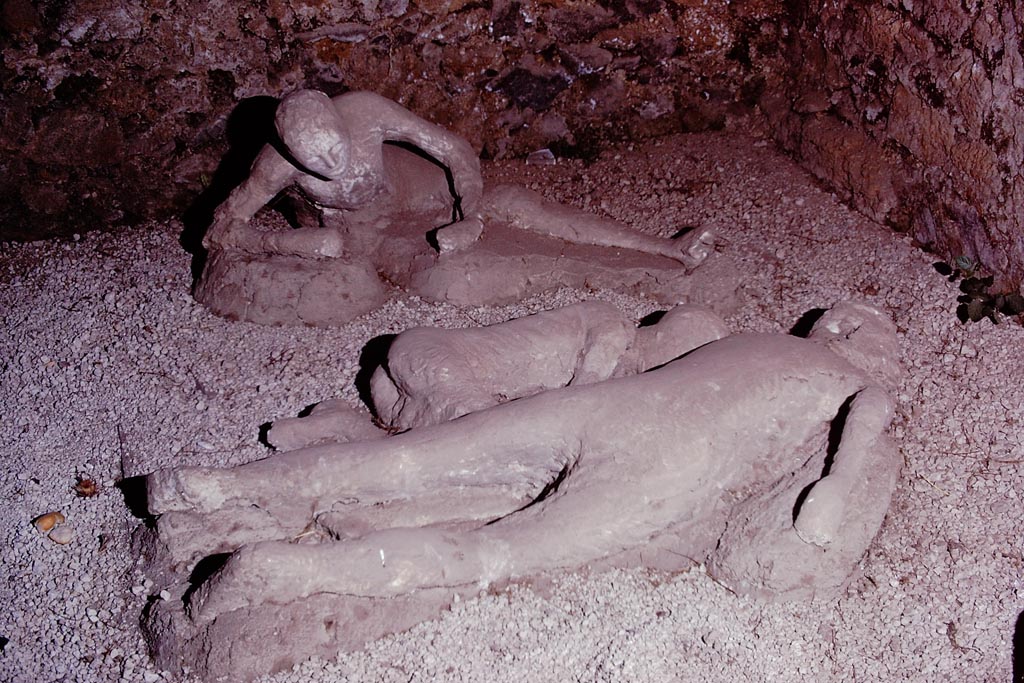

left=203, top=89, right=484, bottom=260
left=369, top=301, right=730, bottom=431
left=144, top=302, right=902, bottom=636
left=268, top=301, right=731, bottom=449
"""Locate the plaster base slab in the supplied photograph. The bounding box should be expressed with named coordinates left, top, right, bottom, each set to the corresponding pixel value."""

left=196, top=212, right=740, bottom=326
left=194, top=249, right=388, bottom=327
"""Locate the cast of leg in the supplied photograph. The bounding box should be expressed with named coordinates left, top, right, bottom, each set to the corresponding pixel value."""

left=152, top=461, right=553, bottom=571
left=208, top=218, right=346, bottom=259
left=483, top=185, right=714, bottom=268
left=190, top=528, right=496, bottom=624
left=190, top=470, right=651, bottom=625
left=147, top=405, right=577, bottom=518
left=266, top=399, right=385, bottom=451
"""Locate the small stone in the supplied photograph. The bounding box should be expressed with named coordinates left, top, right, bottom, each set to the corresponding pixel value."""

left=436, top=217, right=484, bottom=254
left=33, top=511, right=65, bottom=533
left=49, top=525, right=75, bottom=545
left=526, top=148, right=556, bottom=165
left=74, top=476, right=100, bottom=497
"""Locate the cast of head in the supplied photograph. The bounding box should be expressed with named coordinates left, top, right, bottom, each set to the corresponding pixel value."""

left=275, top=89, right=349, bottom=179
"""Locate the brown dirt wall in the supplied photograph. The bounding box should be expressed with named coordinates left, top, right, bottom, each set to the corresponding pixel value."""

left=0, top=0, right=781, bottom=241
left=767, top=0, right=1024, bottom=291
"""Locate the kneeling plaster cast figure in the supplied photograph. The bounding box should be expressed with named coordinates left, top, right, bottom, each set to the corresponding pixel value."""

left=202, top=89, right=485, bottom=260
left=139, top=302, right=902, bottom=680
left=195, top=89, right=726, bottom=326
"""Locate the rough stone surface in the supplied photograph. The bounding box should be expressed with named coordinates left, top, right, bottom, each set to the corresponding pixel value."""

left=138, top=301, right=901, bottom=680
left=767, top=0, right=1024, bottom=291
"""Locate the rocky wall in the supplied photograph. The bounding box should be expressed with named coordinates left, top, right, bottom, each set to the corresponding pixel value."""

left=765, top=0, right=1024, bottom=292
left=0, top=0, right=784, bottom=241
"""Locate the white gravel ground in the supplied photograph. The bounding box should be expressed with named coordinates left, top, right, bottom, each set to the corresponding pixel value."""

left=2, top=131, right=1021, bottom=683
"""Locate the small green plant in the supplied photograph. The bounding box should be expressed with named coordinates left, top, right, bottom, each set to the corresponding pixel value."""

left=936, top=256, right=1024, bottom=324
left=954, top=254, right=978, bottom=278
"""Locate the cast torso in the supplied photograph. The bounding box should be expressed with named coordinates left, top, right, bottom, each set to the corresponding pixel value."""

left=573, top=334, right=874, bottom=508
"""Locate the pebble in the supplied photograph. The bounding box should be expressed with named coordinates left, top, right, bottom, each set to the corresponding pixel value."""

left=48, top=525, right=75, bottom=545
left=32, top=511, right=65, bottom=533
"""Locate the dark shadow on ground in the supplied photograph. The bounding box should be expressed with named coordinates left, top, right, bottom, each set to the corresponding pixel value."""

left=257, top=421, right=274, bottom=448
left=792, top=394, right=853, bottom=522
left=181, top=553, right=232, bottom=608
left=789, top=307, right=827, bottom=337
left=117, top=475, right=151, bottom=520
left=180, top=96, right=280, bottom=281
left=638, top=309, right=667, bottom=327
left=355, top=334, right=397, bottom=415
left=1013, top=610, right=1024, bottom=682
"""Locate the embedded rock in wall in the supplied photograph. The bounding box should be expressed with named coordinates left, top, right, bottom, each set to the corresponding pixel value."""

left=769, top=1, right=1024, bottom=292
left=1, top=0, right=784, bottom=241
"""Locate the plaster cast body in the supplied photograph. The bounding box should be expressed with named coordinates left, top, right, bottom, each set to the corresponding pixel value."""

left=268, top=301, right=729, bottom=447
left=141, top=303, right=901, bottom=680
left=369, top=300, right=729, bottom=432
left=194, top=90, right=724, bottom=326
left=205, top=90, right=484, bottom=259
left=206, top=89, right=711, bottom=264
left=266, top=302, right=728, bottom=452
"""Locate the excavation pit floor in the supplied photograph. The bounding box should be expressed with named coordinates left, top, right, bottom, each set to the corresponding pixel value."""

left=1, top=130, right=1018, bottom=682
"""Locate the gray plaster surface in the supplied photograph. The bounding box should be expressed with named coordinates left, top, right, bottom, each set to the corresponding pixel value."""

left=367, top=300, right=730, bottom=431
left=194, top=91, right=735, bottom=327
left=0, top=131, right=1018, bottom=683
left=137, top=298, right=900, bottom=679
